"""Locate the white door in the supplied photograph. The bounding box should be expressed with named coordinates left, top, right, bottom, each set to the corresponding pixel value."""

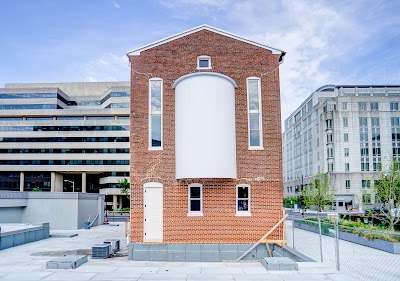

left=144, top=183, right=163, bottom=242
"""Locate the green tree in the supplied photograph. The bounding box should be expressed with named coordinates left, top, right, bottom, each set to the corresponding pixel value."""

left=117, top=178, right=130, bottom=199
left=373, top=160, right=400, bottom=232
left=302, top=173, right=336, bottom=216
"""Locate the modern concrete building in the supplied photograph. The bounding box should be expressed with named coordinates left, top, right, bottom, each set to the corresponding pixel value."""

left=283, top=85, right=400, bottom=210
left=0, top=82, right=130, bottom=210
left=128, top=25, right=285, bottom=260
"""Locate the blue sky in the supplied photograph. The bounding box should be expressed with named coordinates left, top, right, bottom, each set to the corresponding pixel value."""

left=0, top=0, right=399, bottom=120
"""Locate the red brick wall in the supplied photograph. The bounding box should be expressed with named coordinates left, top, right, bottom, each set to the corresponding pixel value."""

left=129, top=29, right=283, bottom=243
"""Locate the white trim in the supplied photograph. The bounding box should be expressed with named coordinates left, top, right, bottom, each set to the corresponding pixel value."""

left=236, top=184, right=251, bottom=216
left=143, top=182, right=163, bottom=188
left=247, top=77, right=263, bottom=149
left=187, top=183, right=203, bottom=216
left=197, top=55, right=212, bottom=70
left=127, top=24, right=284, bottom=56
left=143, top=182, right=163, bottom=242
left=148, top=78, right=163, bottom=150
left=172, top=72, right=237, bottom=88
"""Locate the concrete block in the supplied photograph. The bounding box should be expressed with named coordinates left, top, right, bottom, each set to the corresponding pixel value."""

left=133, top=244, right=150, bottom=251
left=46, top=255, right=88, bottom=269
left=240, top=250, right=257, bottom=260
left=218, top=244, right=238, bottom=252
left=237, top=244, right=252, bottom=252
left=219, top=251, right=238, bottom=261
left=35, top=229, right=44, bottom=241
left=171, top=252, right=186, bottom=262
left=150, top=244, right=167, bottom=251
left=0, top=235, right=14, bottom=250
left=13, top=232, right=25, bottom=247
left=167, top=244, right=185, bottom=251
left=186, top=244, right=200, bottom=252
left=149, top=250, right=168, bottom=261
left=256, top=250, right=269, bottom=260
left=185, top=251, right=200, bottom=262
left=51, top=233, right=79, bottom=238
left=261, top=257, right=298, bottom=271
left=25, top=230, right=35, bottom=244
left=131, top=251, right=150, bottom=261
left=200, top=251, right=220, bottom=262
left=200, top=244, right=219, bottom=251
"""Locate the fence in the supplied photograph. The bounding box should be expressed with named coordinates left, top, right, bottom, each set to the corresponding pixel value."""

left=286, top=215, right=400, bottom=281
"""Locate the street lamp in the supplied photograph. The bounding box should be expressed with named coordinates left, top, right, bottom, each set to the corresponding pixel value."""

left=64, top=180, right=75, bottom=192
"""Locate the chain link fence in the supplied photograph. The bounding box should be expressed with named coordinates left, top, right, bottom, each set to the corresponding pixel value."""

left=286, top=215, right=400, bottom=281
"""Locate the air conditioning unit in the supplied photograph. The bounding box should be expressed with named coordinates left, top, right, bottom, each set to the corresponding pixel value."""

left=91, top=244, right=111, bottom=259
left=104, top=239, right=120, bottom=255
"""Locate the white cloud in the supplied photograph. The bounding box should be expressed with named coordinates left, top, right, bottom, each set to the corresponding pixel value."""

left=112, top=0, right=120, bottom=9
left=83, top=52, right=129, bottom=82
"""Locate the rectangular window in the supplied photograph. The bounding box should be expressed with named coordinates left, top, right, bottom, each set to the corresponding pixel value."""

left=326, top=119, right=333, bottom=129
left=327, top=133, right=333, bottom=143
left=363, top=194, right=371, bottom=204
left=344, top=133, right=348, bottom=142
left=188, top=184, right=203, bottom=215
left=358, top=102, right=367, bottom=111
left=343, top=117, right=348, bottom=128
left=345, top=180, right=351, bottom=189
left=149, top=79, right=163, bottom=149
left=236, top=185, right=250, bottom=216
left=344, top=148, right=349, bottom=157
left=327, top=147, right=333, bottom=158
left=370, top=102, right=379, bottom=111
left=328, top=163, right=334, bottom=172
left=345, top=163, right=350, bottom=172
left=390, top=102, right=399, bottom=111
left=342, top=102, right=348, bottom=110
left=362, top=180, right=370, bottom=189
left=247, top=78, right=262, bottom=149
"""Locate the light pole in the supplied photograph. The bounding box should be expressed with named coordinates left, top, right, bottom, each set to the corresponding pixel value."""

left=64, top=180, right=75, bottom=192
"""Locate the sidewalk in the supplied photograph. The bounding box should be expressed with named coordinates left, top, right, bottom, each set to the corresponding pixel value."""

left=0, top=223, right=357, bottom=281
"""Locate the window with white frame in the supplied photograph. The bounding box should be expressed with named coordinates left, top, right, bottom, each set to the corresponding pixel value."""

left=343, top=117, right=348, bottom=128
left=149, top=78, right=163, bottom=149
left=345, top=163, right=350, bottom=172
left=247, top=78, right=263, bottom=149
left=344, top=148, right=349, bottom=157
left=344, top=133, right=349, bottom=142
left=345, top=180, right=351, bottom=189
left=188, top=184, right=203, bottom=215
left=342, top=102, right=348, bottom=110
left=390, top=102, right=399, bottom=111
left=197, top=55, right=211, bottom=69
left=236, top=184, right=250, bottom=215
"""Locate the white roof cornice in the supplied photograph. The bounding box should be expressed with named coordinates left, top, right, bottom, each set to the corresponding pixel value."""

left=127, top=24, right=284, bottom=56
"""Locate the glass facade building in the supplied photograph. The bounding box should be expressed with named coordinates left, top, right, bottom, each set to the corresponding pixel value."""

left=0, top=81, right=130, bottom=209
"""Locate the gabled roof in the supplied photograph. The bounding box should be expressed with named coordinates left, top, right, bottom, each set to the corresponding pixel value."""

left=127, top=24, right=285, bottom=57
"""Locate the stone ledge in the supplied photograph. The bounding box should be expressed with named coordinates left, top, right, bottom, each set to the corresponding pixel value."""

left=46, top=255, right=88, bottom=269
left=261, top=257, right=298, bottom=271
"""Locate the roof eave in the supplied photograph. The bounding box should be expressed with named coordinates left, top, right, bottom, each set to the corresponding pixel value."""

left=127, top=24, right=284, bottom=57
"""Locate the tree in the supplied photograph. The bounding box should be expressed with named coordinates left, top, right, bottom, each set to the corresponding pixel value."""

left=301, top=173, right=336, bottom=262
left=373, top=160, right=400, bottom=232
left=302, top=173, right=336, bottom=216
left=117, top=178, right=130, bottom=200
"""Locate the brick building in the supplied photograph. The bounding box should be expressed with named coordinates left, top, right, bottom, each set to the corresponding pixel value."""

left=127, top=25, right=285, bottom=261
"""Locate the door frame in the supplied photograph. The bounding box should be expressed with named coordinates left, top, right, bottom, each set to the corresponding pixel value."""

left=143, top=182, right=163, bottom=242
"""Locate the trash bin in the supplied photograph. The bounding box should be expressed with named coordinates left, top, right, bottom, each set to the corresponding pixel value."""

left=84, top=221, right=91, bottom=229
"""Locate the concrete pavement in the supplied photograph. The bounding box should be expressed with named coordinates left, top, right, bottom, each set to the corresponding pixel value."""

left=0, top=223, right=357, bottom=281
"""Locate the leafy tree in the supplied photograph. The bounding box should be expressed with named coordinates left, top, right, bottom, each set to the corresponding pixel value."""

left=117, top=178, right=130, bottom=199
left=302, top=173, right=336, bottom=216
left=373, top=160, right=400, bottom=232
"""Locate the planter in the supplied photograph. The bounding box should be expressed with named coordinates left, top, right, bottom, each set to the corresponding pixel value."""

left=294, top=220, right=400, bottom=254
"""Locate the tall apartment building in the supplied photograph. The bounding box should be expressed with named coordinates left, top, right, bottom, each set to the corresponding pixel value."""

left=283, top=85, right=400, bottom=211
left=0, top=82, right=130, bottom=209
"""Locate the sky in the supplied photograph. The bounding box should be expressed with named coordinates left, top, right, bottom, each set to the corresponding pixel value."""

left=0, top=0, right=399, bottom=122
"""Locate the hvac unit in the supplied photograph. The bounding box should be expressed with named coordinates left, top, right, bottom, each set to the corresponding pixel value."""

left=91, top=244, right=111, bottom=259
left=104, top=239, right=120, bottom=255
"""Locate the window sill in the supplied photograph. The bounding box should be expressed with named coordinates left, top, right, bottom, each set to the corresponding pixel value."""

left=248, top=147, right=264, bottom=151
left=187, top=212, right=203, bottom=217
left=197, top=67, right=212, bottom=70
left=236, top=212, right=251, bottom=217
left=148, top=147, right=163, bottom=151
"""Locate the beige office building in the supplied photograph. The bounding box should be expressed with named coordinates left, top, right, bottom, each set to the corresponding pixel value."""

left=0, top=82, right=130, bottom=210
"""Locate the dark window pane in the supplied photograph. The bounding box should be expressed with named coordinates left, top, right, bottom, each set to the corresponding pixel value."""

left=238, top=186, right=248, bottom=198
left=190, top=186, right=201, bottom=198
left=238, top=200, right=249, bottom=211
left=190, top=200, right=201, bottom=211
left=199, top=59, right=209, bottom=68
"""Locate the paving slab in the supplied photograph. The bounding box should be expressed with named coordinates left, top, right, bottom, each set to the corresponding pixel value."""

left=115, top=266, right=160, bottom=274
left=0, top=272, right=53, bottom=281
left=187, top=273, right=235, bottom=280
left=278, top=273, right=331, bottom=281
left=91, top=272, right=142, bottom=280
left=138, top=273, right=187, bottom=280
left=233, top=274, right=284, bottom=281
left=201, top=267, right=245, bottom=274
left=42, top=271, right=97, bottom=280
left=157, top=267, right=201, bottom=274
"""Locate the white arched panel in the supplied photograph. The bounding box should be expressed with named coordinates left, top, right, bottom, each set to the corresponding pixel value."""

left=174, top=72, right=237, bottom=179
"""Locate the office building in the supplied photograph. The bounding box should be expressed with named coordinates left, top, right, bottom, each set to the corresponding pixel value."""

left=283, top=85, right=400, bottom=210
left=0, top=82, right=130, bottom=209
